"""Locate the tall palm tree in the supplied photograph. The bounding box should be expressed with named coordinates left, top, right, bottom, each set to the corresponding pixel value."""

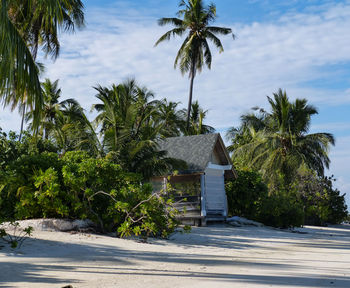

left=1, top=0, right=84, bottom=138
left=155, top=0, right=234, bottom=131
left=38, top=78, right=63, bottom=139
left=228, top=89, right=335, bottom=189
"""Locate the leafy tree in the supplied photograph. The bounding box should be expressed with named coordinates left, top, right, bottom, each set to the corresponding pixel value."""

left=0, top=148, right=181, bottom=238
left=293, top=168, right=348, bottom=225
left=24, top=79, right=101, bottom=155
left=226, top=168, right=268, bottom=219
left=53, top=99, right=101, bottom=155
left=225, top=167, right=304, bottom=228
left=155, top=0, right=233, bottom=131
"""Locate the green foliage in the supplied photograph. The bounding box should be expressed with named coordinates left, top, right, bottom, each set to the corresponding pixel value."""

left=225, top=90, right=343, bottom=228
left=226, top=169, right=268, bottom=219
left=226, top=168, right=304, bottom=228
left=92, top=79, right=188, bottom=179
left=257, top=192, right=304, bottom=228
left=226, top=166, right=347, bottom=228
left=183, top=101, right=215, bottom=136
left=33, top=168, right=69, bottom=218
left=294, top=169, right=348, bottom=225
left=1, top=0, right=85, bottom=131
left=227, top=89, right=335, bottom=188
left=5, top=152, right=62, bottom=219
left=115, top=184, right=179, bottom=239
left=0, top=143, right=179, bottom=238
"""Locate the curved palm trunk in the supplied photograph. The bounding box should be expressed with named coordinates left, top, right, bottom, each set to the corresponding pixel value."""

left=186, top=61, right=196, bottom=132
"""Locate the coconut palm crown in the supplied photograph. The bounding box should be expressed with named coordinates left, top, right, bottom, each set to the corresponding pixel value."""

left=155, top=0, right=234, bottom=131
left=228, top=89, right=335, bottom=188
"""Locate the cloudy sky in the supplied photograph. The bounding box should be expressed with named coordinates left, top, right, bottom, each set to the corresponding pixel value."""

left=1, top=0, right=350, bottom=205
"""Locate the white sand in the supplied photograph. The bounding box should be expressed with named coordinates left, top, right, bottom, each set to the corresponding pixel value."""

left=1, top=223, right=350, bottom=287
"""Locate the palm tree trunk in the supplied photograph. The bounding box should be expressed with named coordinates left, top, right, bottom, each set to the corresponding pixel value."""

left=186, top=62, right=196, bottom=132
left=19, top=104, right=26, bottom=141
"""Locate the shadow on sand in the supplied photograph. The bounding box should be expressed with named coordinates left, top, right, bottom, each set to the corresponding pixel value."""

left=0, top=224, right=349, bottom=287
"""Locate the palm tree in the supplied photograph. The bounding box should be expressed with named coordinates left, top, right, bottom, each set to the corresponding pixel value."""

left=8, top=0, right=84, bottom=60
left=54, top=99, right=101, bottom=155
left=155, top=0, right=234, bottom=131
left=1, top=0, right=85, bottom=138
left=25, top=78, right=101, bottom=155
left=92, top=79, right=186, bottom=178
left=228, top=89, right=335, bottom=189
left=37, top=79, right=63, bottom=139
left=183, top=100, right=215, bottom=135
left=0, top=0, right=42, bottom=129
left=156, top=99, right=185, bottom=137
left=26, top=78, right=72, bottom=139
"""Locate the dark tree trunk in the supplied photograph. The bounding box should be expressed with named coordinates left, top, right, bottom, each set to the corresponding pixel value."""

left=186, top=61, right=196, bottom=132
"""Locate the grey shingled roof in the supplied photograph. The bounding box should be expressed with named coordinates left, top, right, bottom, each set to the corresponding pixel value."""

left=157, top=133, right=220, bottom=172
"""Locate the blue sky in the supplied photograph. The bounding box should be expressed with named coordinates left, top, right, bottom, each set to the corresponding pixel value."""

left=1, top=0, right=350, bottom=206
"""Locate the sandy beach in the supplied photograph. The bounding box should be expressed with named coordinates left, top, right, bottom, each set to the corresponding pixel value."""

left=1, top=223, right=350, bottom=288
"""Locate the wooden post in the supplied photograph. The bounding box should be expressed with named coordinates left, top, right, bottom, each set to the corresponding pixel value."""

left=200, top=174, right=206, bottom=226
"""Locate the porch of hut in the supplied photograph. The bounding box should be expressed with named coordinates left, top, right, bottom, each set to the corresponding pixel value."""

left=152, top=133, right=236, bottom=226
left=152, top=173, right=203, bottom=226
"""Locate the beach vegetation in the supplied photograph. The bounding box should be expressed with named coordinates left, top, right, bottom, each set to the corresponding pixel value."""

left=226, top=90, right=347, bottom=227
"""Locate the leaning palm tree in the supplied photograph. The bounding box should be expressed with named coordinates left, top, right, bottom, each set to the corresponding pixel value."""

left=228, top=89, right=335, bottom=190
left=0, top=0, right=42, bottom=129
left=155, top=0, right=234, bottom=131
left=1, top=0, right=84, bottom=138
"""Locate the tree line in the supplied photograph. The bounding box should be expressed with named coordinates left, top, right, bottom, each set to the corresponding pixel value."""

left=0, top=0, right=348, bottom=245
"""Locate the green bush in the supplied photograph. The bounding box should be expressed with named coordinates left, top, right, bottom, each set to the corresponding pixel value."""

left=226, top=169, right=304, bottom=228
left=257, top=192, right=304, bottom=228
left=293, top=169, right=348, bottom=225
left=0, top=147, right=179, bottom=238
left=1, top=152, right=62, bottom=220
left=225, top=169, right=268, bottom=219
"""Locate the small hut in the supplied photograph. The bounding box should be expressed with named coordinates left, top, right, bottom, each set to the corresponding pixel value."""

left=152, top=133, right=236, bottom=226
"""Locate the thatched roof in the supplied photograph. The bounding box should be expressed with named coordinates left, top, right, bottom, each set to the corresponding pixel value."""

left=158, top=133, right=234, bottom=176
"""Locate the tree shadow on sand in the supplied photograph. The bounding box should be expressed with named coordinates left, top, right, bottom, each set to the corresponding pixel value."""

left=0, top=224, right=350, bottom=287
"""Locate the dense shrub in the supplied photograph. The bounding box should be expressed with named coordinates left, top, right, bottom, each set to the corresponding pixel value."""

left=0, top=138, right=179, bottom=238
left=294, top=170, right=348, bottom=225
left=226, top=167, right=348, bottom=228
left=226, top=169, right=304, bottom=228
left=257, top=192, right=304, bottom=228
left=226, top=169, right=268, bottom=219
